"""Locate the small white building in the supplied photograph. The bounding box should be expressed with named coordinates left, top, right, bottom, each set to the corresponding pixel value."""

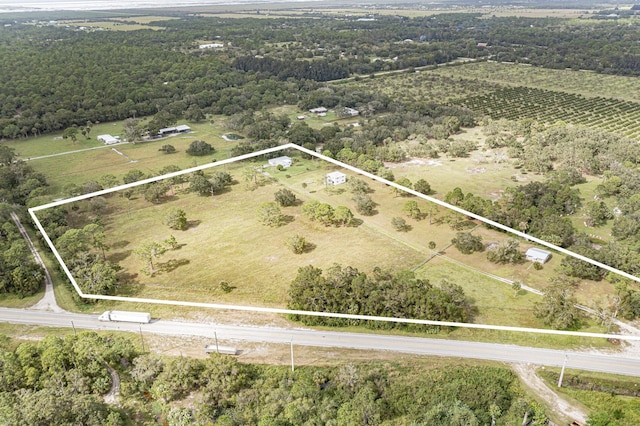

left=268, top=156, right=292, bottom=169
left=326, top=171, right=346, bottom=186
left=97, top=134, right=120, bottom=145
left=525, top=247, right=552, bottom=264
left=199, top=43, right=224, bottom=49
left=344, top=107, right=359, bottom=116
left=309, top=107, right=328, bottom=114
left=176, top=124, right=191, bottom=133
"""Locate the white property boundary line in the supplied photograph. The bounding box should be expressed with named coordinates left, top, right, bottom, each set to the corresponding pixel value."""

left=28, top=143, right=640, bottom=342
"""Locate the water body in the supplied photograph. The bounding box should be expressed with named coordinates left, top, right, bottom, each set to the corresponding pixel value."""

left=0, top=0, right=318, bottom=13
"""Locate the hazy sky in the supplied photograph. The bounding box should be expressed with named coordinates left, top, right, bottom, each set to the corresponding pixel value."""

left=0, top=0, right=307, bottom=13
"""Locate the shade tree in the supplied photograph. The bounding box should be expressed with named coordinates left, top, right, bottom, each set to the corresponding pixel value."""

left=258, top=202, right=285, bottom=227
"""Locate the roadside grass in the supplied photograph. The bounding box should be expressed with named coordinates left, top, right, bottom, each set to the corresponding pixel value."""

left=538, top=367, right=640, bottom=424
left=430, top=61, right=640, bottom=101
left=0, top=292, right=43, bottom=309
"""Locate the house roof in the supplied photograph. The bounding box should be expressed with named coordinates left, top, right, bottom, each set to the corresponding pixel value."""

left=526, top=247, right=551, bottom=260
left=327, top=171, right=346, bottom=179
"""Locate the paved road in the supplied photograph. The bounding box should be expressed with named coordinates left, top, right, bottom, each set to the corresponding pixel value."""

left=1, top=307, right=638, bottom=377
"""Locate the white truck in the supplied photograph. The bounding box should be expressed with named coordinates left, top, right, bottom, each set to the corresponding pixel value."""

left=98, top=310, right=151, bottom=323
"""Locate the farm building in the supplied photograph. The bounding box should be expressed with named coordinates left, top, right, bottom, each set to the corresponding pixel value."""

left=326, top=171, right=346, bottom=186
left=525, top=247, right=552, bottom=264
left=268, top=156, right=292, bottom=169
left=309, top=107, right=327, bottom=114
left=344, top=107, right=359, bottom=116
left=97, top=134, right=120, bottom=145
left=158, top=125, right=191, bottom=136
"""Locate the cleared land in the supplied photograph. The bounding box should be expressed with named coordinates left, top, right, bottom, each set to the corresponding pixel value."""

left=99, top=160, right=424, bottom=306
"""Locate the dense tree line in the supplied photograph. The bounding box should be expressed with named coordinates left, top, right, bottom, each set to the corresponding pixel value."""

left=233, top=56, right=348, bottom=81
left=0, top=208, right=44, bottom=298
left=287, top=264, right=475, bottom=330
left=0, top=331, right=544, bottom=425
left=0, top=147, right=48, bottom=206
left=2, top=13, right=640, bottom=138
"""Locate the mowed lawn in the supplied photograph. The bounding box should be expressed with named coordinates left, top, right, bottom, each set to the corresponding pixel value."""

left=98, top=163, right=425, bottom=307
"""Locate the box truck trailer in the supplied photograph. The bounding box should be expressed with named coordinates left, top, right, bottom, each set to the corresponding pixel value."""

left=98, top=311, right=151, bottom=323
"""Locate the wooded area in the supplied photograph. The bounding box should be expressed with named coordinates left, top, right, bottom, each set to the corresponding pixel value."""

left=0, top=331, right=543, bottom=425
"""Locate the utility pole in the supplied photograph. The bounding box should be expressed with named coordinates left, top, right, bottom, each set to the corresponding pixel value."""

left=215, top=331, right=219, bottom=354
left=71, top=320, right=76, bottom=335
left=558, top=354, right=568, bottom=387
left=290, top=338, right=295, bottom=372
left=139, top=325, right=145, bottom=352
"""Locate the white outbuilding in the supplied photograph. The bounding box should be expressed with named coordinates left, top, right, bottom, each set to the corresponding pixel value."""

left=97, top=134, right=120, bottom=145
left=326, top=171, right=346, bottom=186
left=268, top=156, right=292, bottom=169
left=525, top=247, right=552, bottom=264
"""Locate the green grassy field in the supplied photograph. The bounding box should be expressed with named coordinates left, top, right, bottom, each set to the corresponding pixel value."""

left=13, top=118, right=236, bottom=196
left=92, top=161, right=424, bottom=307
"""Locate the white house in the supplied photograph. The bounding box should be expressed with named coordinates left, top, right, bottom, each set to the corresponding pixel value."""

left=268, top=156, right=292, bottom=169
left=525, top=247, right=552, bottom=264
left=97, top=134, right=120, bottom=145
left=175, top=124, right=191, bottom=133
left=326, top=171, right=346, bottom=186
left=309, top=107, right=327, bottom=114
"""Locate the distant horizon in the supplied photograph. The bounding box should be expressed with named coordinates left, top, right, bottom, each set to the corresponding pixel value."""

left=0, top=0, right=325, bottom=14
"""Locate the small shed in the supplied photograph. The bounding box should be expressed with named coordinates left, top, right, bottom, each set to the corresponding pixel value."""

left=526, top=247, right=551, bottom=264
left=97, top=134, right=120, bottom=145
left=268, top=156, right=292, bottom=169
left=326, top=171, right=346, bottom=186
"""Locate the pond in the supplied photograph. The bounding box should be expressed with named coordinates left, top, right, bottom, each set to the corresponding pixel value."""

left=222, top=133, right=244, bottom=141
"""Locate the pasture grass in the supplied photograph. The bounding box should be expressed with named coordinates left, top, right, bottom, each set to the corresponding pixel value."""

left=41, top=155, right=611, bottom=346
left=94, top=161, right=425, bottom=307
left=18, top=118, right=237, bottom=195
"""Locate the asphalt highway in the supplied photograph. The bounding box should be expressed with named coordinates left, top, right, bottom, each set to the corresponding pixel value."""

left=2, top=307, right=638, bottom=377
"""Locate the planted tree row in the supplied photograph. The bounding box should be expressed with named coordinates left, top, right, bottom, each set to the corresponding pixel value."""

left=454, top=86, right=640, bottom=139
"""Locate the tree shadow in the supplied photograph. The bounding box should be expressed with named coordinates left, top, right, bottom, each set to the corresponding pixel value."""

left=108, top=250, right=132, bottom=264
left=281, top=215, right=295, bottom=226
left=349, top=218, right=364, bottom=227
left=186, top=219, right=201, bottom=229
left=396, top=224, right=412, bottom=232
left=301, top=242, right=317, bottom=253
left=116, top=272, right=141, bottom=296
left=111, top=240, right=130, bottom=249
left=157, top=258, right=190, bottom=273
